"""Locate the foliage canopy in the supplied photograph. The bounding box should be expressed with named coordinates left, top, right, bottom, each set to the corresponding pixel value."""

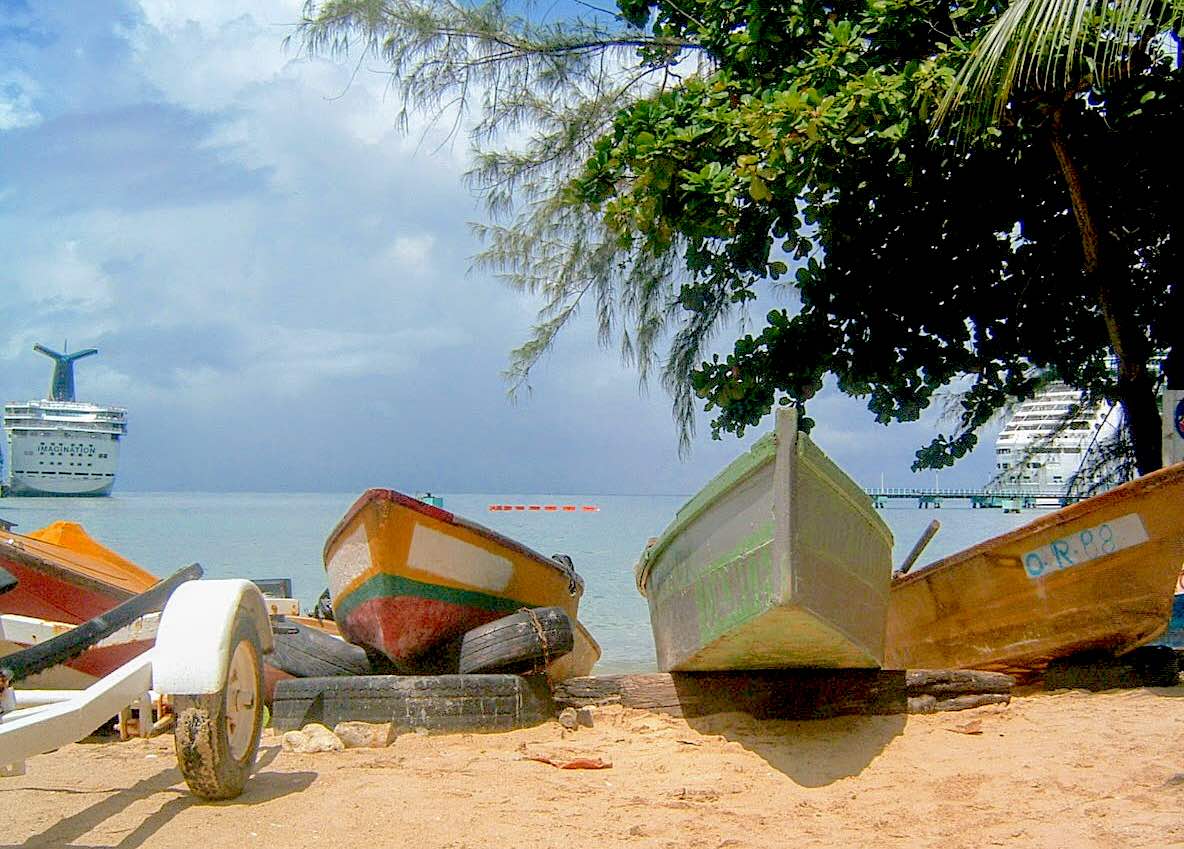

left=298, top=0, right=1183, bottom=473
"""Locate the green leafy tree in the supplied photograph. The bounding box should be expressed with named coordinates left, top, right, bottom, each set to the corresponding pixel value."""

left=297, top=0, right=1182, bottom=474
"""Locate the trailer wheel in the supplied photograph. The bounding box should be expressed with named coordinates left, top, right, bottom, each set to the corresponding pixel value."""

left=174, top=614, right=264, bottom=800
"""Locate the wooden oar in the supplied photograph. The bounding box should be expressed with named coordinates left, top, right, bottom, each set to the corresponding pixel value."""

left=897, top=520, right=941, bottom=575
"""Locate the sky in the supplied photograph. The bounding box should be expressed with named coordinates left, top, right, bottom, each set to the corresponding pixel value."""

left=0, top=0, right=1003, bottom=495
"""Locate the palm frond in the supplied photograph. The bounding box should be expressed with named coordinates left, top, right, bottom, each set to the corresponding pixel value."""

left=936, top=0, right=1184, bottom=129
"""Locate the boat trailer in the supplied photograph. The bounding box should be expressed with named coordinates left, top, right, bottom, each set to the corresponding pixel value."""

left=0, top=565, right=273, bottom=800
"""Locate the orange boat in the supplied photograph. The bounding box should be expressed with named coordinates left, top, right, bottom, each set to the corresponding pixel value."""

left=0, top=521, right=157, bottom=687
left=886, top=463, right=1184, bottom=677
left=1, top=520, right=365, bottom=698
left=325, top=489, right=600, bottom=679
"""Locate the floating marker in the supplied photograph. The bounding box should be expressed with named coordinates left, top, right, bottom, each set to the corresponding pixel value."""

left=488, top=503, right=600, bottom=513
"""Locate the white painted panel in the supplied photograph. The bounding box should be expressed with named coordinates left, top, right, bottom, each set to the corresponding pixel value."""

left=0, top=612, right=159, bottom=648
left=407, top=525, right=513, bottom=592
left=325, top=523, right=373, bottom=592
left=1022, top=513, right=1149, bottom=580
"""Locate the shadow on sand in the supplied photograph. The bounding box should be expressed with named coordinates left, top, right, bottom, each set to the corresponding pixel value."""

left=603, top=668, right=910, bottom=786
left=684, top=710, right=906, bottom=787
left=2, top=746, right=315, bottom=849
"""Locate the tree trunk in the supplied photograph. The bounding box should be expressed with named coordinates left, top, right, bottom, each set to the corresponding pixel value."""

left=1048, top=104, right=1162, bottom=474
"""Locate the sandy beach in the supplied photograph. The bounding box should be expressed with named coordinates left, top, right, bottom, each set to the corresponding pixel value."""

left=4, top=687, right=1183, bottom=848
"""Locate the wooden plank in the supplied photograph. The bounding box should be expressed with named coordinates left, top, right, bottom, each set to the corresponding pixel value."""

left=552, top=669, right=1013, bottom=719
left=904, top=669, right=1014, bottom=695
left=908, top=693, right=1011, bottom=714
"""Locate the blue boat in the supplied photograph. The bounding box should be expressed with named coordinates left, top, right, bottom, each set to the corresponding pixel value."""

left=1155, top=593, right=1184, bottom=649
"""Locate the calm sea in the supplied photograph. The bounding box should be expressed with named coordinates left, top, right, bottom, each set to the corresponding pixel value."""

left=0, top=492, right=1048, bottom=674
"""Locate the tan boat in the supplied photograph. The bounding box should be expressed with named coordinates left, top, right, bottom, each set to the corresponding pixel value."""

left=636, top=408, right=894, bottom=672
left=886, top=462, right=1184, bottom=677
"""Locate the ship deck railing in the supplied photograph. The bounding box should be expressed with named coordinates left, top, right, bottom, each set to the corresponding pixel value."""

left=3, top=425, right=126, bottom=436
left=865, top=488, right=1086, bottom=509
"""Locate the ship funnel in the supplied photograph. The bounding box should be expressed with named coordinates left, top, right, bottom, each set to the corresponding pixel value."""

left=33, top=344, right=99, bottom=402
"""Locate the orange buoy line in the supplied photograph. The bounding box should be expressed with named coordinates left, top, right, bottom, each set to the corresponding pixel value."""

left=488, top=504, right=599, bottom=512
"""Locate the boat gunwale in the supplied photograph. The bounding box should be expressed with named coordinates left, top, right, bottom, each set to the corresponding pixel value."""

left=892, top=461, right=1184, bottom=588
left=793, top=439, right=894, bottom=546
left=0, top=536, right=147, bottom=602
left=323, top=488, right=585, bottom=597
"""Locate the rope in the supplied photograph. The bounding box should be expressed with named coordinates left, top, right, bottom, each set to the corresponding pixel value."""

left=520, top=607, right=551, bottom=672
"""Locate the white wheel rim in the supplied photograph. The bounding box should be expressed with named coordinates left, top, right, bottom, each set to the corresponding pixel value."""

left=224, top=639, right=259, bottom=761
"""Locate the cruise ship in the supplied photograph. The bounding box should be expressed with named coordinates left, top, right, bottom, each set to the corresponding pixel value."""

left=2, top=345, right=127, bottom=497
left=992, top=382, right=1123, bottom=499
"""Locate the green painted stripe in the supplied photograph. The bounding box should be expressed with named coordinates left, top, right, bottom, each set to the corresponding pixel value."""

left=334, top=571, right=526, bottom=622
left=648, top=523, right=775, bottom=604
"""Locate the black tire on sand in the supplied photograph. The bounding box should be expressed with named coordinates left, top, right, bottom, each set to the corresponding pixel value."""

left=270, top=673, right=555, bottom=733
left=0, top=565, right=16, bottom=596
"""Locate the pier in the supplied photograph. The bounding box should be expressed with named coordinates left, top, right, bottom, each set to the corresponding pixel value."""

left=865, top=488, right=1084, bottom=510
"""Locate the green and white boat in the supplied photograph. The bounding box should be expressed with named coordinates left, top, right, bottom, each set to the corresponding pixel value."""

left=635, top=408, right=894, bottom=672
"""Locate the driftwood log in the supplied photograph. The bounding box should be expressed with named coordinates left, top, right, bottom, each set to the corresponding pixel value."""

left=552, top=669, right=1013, bottom=720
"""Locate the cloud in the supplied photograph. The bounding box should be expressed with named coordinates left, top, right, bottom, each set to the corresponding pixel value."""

left=0, top=70, right=41, bottom=130
left=0, top=105, right=271, bottom=215
left=0, top=1, right=1003, bottom=495
left=384, top=234, right=436, bottom=274
left=15, top=241, right=114, bottom=311
left=129, top=0, right=304, bottom=109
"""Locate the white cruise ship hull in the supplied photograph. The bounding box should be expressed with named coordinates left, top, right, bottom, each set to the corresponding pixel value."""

left=4, top=430, right=121, bottom=496
left=3, top=403, right=125, bottom=498
left=5, top=477, right=116, bottom=497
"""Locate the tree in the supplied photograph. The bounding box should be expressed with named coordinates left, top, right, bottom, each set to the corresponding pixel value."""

left=297, top=0, right=1182, bottom=474
left=931, top=0, right=1184, bottom=477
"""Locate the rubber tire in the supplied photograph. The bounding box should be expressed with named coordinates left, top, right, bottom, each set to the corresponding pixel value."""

left=174, top=613, right=265, bottom=800
left=312, top=588, right=334, bottom=621
left=458, top=607, right=574, bottom=675
left=0, top=565, right=16, bottom=596
left=270, top=620, right=371, bottom=678
left=270, top=673, right=554, bottom=733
